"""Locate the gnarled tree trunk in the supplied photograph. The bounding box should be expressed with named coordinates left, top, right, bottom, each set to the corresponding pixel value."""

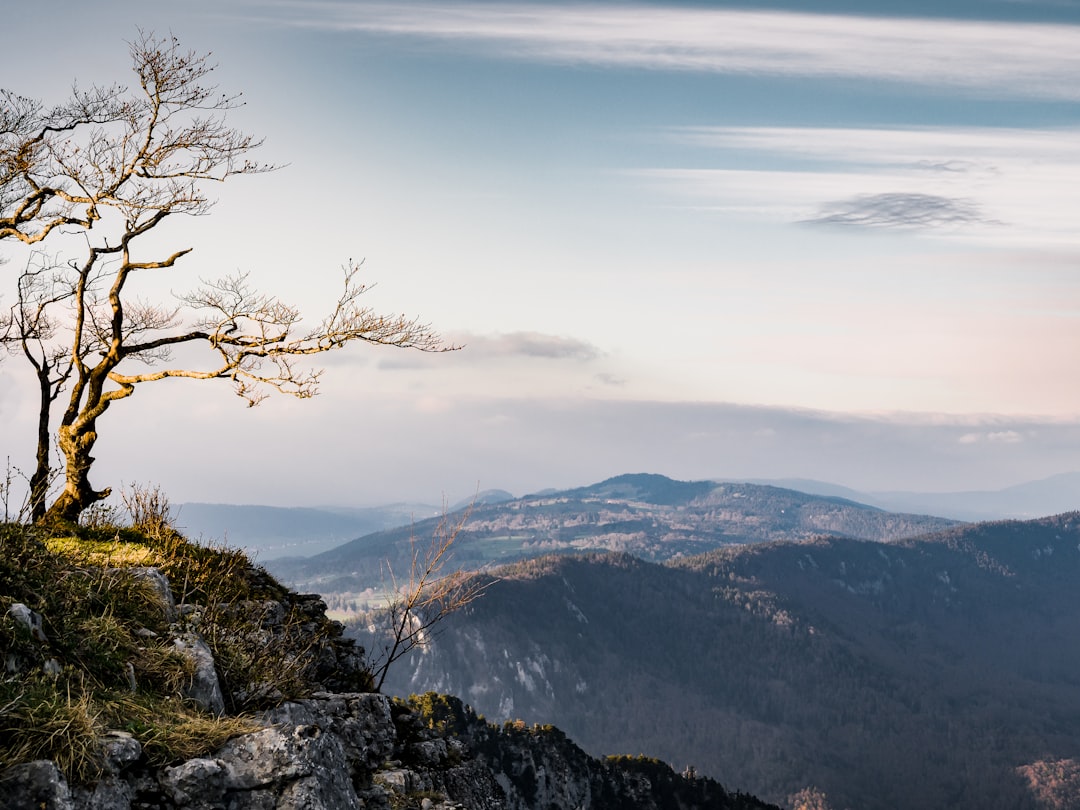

left=43, top=419, right=112, bottom=524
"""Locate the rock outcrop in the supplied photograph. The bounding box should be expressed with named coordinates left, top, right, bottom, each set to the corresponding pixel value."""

left=0, top=691, right=780, bottom=810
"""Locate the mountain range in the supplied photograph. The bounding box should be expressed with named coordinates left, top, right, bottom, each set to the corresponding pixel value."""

left=744, top=471, right=1080, bottom=521
left=248, top=472, right=1080, bottom=808
left=266, top=473, right=958, bottom=598
left=174, top=501, right=442, bottom=559
left=184, top=471, right=1080, bottom=561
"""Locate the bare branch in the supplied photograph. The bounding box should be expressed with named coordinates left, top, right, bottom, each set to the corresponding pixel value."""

left=367, top=501, right=490, bottom=692
left=1, top=31, right=275, bottom=246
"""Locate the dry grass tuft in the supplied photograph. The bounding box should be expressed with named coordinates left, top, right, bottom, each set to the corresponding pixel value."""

left=1, top=677, right=105, bottom=783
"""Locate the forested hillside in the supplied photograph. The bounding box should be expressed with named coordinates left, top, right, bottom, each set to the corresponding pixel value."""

left=364, top=513, right=1080, bottom=810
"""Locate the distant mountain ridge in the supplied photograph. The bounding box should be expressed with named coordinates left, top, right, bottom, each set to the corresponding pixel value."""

left=267, top=474, right=957, bottom=595
left=741, top=471, right=1080, bottom=521
left=187, top=471, right=1080, bottom=562
left=369, top=512, right=1080, bottom=810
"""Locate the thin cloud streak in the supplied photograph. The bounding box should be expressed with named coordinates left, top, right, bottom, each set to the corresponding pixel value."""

left=671, top=125, right=1080, bottom=167
left=643, top=125, right=1080, bottom=244
left=259, top=2, right=1080, bottom=98
left=374, top=331, right=604, bottom=370
left=457, top=331, right=603, bottom=361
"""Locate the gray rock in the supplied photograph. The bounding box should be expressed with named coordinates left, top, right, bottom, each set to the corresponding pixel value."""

left=217, top=728, right=302, bottom=790
left=410, top=739, right=450, bottom=768
left=214, top=715, right=362, bottom=809
left=0, top=760, right=73, bottom=810
left=224, top=789, right=278, bottom=810
left=0, top=689, right=761, bottom=810
left=161, top=757, right=226, bottom=807
left=375, top=768, right=424, bottom=793
left=277, top=768, right=360, bottom=810
left=71, top=777, right=134, bottom=810
left=130, top=567, right=178, bottom=623
left=254, top=599, right=286, bottom=628
left=8, top=602, right=48, bottom=642
left=100, top=731, right=142, bottom=775
left=263, top=693, right=396, bottom=774
left=171, top=632, right=225, bottom=715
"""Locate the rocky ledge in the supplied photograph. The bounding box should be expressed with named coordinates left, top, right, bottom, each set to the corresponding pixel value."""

left=0, top=690, right=780, bottom=810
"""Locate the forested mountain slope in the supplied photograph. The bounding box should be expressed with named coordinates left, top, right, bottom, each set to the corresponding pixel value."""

left=365, top=513, right=1080, bottom=810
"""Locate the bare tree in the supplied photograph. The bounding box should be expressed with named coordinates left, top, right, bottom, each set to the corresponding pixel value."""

left=368, top=506, right=489, bottom=692
left=0, top=33, right=457, bottom=524
left=0, top=250, right=75, bottom=521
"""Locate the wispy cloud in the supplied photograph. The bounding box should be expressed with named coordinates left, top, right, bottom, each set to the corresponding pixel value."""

left=593, top=372, right=626, bottom=388
left=805, top=192, right=994, bottom=230
left=645, top=125, right=1080, bottom=244
left=958, top=430, right=1027, bottom=444
left=670, top=126, right=1078, bottom=168
left=458, top=331, right=603, bottom=361
left=260, top=2, right=1080, bottom=99
left=375, top=330, right=603, bottom=369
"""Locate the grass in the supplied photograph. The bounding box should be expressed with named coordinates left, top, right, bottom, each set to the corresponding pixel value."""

left=0, top=513, right=365, bottom=783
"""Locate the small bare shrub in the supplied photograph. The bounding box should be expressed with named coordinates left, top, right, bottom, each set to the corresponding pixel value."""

left=367, top=503, right=489, bottom=691
left=122, top=483, right=176, bottom=539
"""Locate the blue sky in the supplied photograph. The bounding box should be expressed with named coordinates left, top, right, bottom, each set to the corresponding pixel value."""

left=3, top=0, right=1080, bottom=507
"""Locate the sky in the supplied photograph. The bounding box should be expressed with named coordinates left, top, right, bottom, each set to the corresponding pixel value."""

left=3, top=0, right=1080, bottom=508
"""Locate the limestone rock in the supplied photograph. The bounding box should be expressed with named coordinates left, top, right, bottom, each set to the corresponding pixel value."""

left=160, top=758, right=227, bottom=806
left=129, top=567, right=178, bottom=624
left=171, top=632, right=225, bottom=716
left=0, top=760, right=73, bottom=810
left=8, top=602, right=49, bottom=642
left=71, top=776, right=137, bottom=810
left=0, top=691, right=779, bottom=810
left=101, top=731, right=143, bottom=775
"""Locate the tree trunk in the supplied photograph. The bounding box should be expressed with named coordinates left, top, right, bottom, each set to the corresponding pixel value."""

left=28, top=364, right=54, bottom=523
left=42, top=421, right=111, bottom=525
